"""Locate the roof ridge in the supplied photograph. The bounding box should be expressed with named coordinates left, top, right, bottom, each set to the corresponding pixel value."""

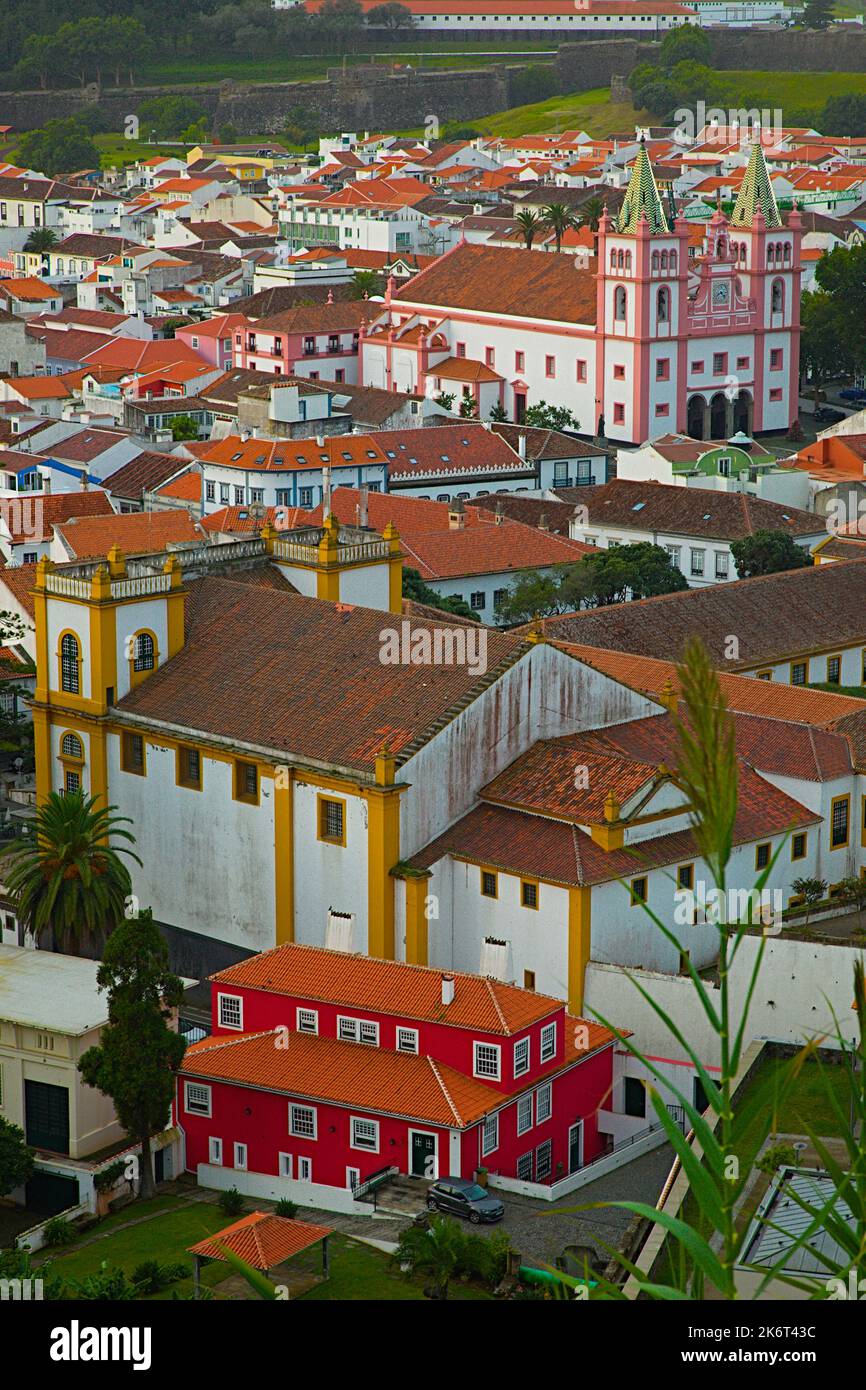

left=427, top=1055, right=465, bottom=1126
left=187, top=1028, right=278, bottom=1054
left=485, top=976, right=510, bottom=1034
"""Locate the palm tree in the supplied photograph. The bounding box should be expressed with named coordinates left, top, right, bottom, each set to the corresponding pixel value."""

left=540, top=203, right=577, bottom=253
left=514, top=208, right=543, bottom=250
left=578, top=195, right=604, bottom=232
left=395, top=1216, right=467, bottom=1299
left=348, top=270, right=383, bottom=300
left=1, top=791, right=141, bottom=956
left=23, top=227, right=58, bottom=254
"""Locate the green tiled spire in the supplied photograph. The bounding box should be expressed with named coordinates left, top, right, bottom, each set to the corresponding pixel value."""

left=616, top=139, right=669, bottom=235
left=730, top=139, right=782, bottom=229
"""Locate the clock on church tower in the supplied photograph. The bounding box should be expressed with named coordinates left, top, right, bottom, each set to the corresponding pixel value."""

left=712, top=280, right=731, bottom=309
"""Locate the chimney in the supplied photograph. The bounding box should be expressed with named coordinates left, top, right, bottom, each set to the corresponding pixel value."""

left=441, top=974, right=455, bottom=1006
left=359, top=484, right=369, bottom=527
left=518, top=433, right=527, bottom=460
left=322, top=463, right=332, bottom=519
left=539, top=511, right=549, bottom=531
left=316, top=434, right=325, bottom=448
left=42, top=474, right=51, bottom=495
left=448, top=497, right=465, bottom=530
left=494, top=499, right=504, bottom=525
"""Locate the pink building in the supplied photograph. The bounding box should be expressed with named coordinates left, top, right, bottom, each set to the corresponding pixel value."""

left=359, top=141, right=802, bottom=445
left=176, top=314, right=251, bottom=373
left=176, top=944, right=620, bottom=1205
left=232, top=298, right=370, bottom=384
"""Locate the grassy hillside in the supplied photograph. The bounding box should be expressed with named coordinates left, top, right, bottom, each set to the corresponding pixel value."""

left=474, top=68, right=866, bottom=138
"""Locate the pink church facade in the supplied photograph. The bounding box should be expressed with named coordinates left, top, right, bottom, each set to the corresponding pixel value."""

left=358, top=143, right=802, bottom=447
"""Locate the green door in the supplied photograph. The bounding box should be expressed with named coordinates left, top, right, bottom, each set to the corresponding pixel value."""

left=410, top=1131, right=436, bottom=1178
left=24, top=1080, right=70, bottom=1154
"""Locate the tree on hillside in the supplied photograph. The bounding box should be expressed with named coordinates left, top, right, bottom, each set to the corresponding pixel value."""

left=402, top=567, right=476, bottom=621
left=78, top=910, right=186, bottom=1202
left=1, top=791, right=140, bottom=956
left=802, top=0, right=834, bottom=27
left=730, top=529, right=813, bottom=579
left=540, top=202, right=577, bottom=253
left=282, top=105, right=319, bottom=151
left=138, top=95, right=209, bottom=141
left=0, top=1116, right=33, bottom=1198
left=100, top=17, right=151, bottom=86
left=366, top=2, right=415, bottom=27
left=17, top=119, right=101, bottom=178
left=515, top=208, right=543, bottom=250
left=659, top=22, right=711, bottom=68
left=15, top=33, right=65, bottom=90
left=821, top=94, right=866, bottom=138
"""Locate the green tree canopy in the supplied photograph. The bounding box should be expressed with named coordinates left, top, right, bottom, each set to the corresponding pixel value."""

left=524, top=401, right=579, bottom=431
left=366, top=1, right=414, bottom=26
left=0, top=791, right=140, bottom=955
left=138, top=95, right=209, bottom=141
left=659, top=22, right=711, bottom=68
left=0, top=1115, right=34, bottom=1198
left=730, top=529, right=813, bottom=579
left=170, top=415, right=200, bottom=441
left=78, top=909, right=186, bottom=1201
left=402, top=567, right=476, bottom=621
left=812, top=243, right=866, bottom=378
left=17, top=119, right=100, bottom=178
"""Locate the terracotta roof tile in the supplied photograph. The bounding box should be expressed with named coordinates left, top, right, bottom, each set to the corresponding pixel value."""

left=117, top=577, right=522, bottom=771
left=54, top=509, right=206, bottom=559
left=188, top=1212, right=331, bottom=1268
left=211, top=941, right=560, bottom=1034
left=567, top=478, right=822, bottom=541
left=538, top=560, right=866, bottom=669
left=394, top=243, right=598, bottom=326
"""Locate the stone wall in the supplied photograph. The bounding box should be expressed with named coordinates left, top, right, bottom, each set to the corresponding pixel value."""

left=2, top=29, right=865, bottom=136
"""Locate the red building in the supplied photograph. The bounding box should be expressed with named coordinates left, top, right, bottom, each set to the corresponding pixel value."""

left=176, top=945, right=619, bottom=1203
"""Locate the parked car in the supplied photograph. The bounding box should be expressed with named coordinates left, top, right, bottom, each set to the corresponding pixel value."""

left=426, top=1176, right=505, bottom=1224
left=839, top=388, right=866, bottom=404
left=813, top=407, right=845, bottom=424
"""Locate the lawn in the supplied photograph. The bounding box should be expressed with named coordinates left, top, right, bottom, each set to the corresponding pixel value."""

left=807, top=683, right=866, bottom=700
left=474, top=87, right=645, bottom=139
left=37, top=1197, right=493, bottom=1301
left=472, top=67, right=866, bottom=139
left=731, top=1054, right=854, bottom=1171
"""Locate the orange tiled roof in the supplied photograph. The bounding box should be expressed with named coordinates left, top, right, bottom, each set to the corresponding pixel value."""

left=181, top=1027, right=505, bottom=1126
left=188, top=1212, right=331, bottom=1268
left=395, top=243, right=598, bottom=326
left=55, top=509, right=206, bottom=559
left=211, top=941, right=561, bottom=1034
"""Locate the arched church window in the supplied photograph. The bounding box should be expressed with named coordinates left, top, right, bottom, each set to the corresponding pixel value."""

left=614, top=286, right=627, bottom=321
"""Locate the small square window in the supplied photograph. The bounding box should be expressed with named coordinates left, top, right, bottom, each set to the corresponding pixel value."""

left=319, top=796, right=345, bottom=845
left=289, top=1104, right=316, bottom=1139
left=677, top=863, right=694, bottom=891
left=121, top=732, right=145, bottom=776
left=481, top=870, right=497, bottom=898
left=178, top=745, right=201, bottom=789
left=474, top=1042, right=500, bottom=1079
left=755, top=842, right=771, bottom=870
left=297, top=1008, right=318, bottom=1034
left=827, top=656, right=841, bottom=686
left=523, top=969, right=536, bottom=991
left=630, top=876, right=647, bottom=906
left=235, top=759, right=258, bottom=803
left=521, top=880, right=538, bottom=909
left=397, top=1027, right=418, bottom=1054
left=791, top=661, right=807, bottom=686
left=791, top=832, right=807, bottom=861
left=470, top=591, right=486, bottom=611
left=218, top=994, right=243, bottom=1030
left=613, top=403, right=625, bottom=425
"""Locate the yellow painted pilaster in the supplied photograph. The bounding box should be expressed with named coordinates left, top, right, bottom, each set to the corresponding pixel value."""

left=88, top=724, right=109, bottom=809
left=316, top=566, right=341, bottom=602
left=273, top=766, right=294, bottom=946
left=32, top=706, right=51, bottom=805
left=383, top=521, right=403, bottom=614
left=404, top=873, right=431, bottom=966
left=567, top=884, right=592, bottom=1015
left=164, top=556, right=185, bottom=658
left=33, top=559, right=53, bottom=704
left=89, top=567, right=117, bottom=716
left=366, top=784, right=402, bottom=960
